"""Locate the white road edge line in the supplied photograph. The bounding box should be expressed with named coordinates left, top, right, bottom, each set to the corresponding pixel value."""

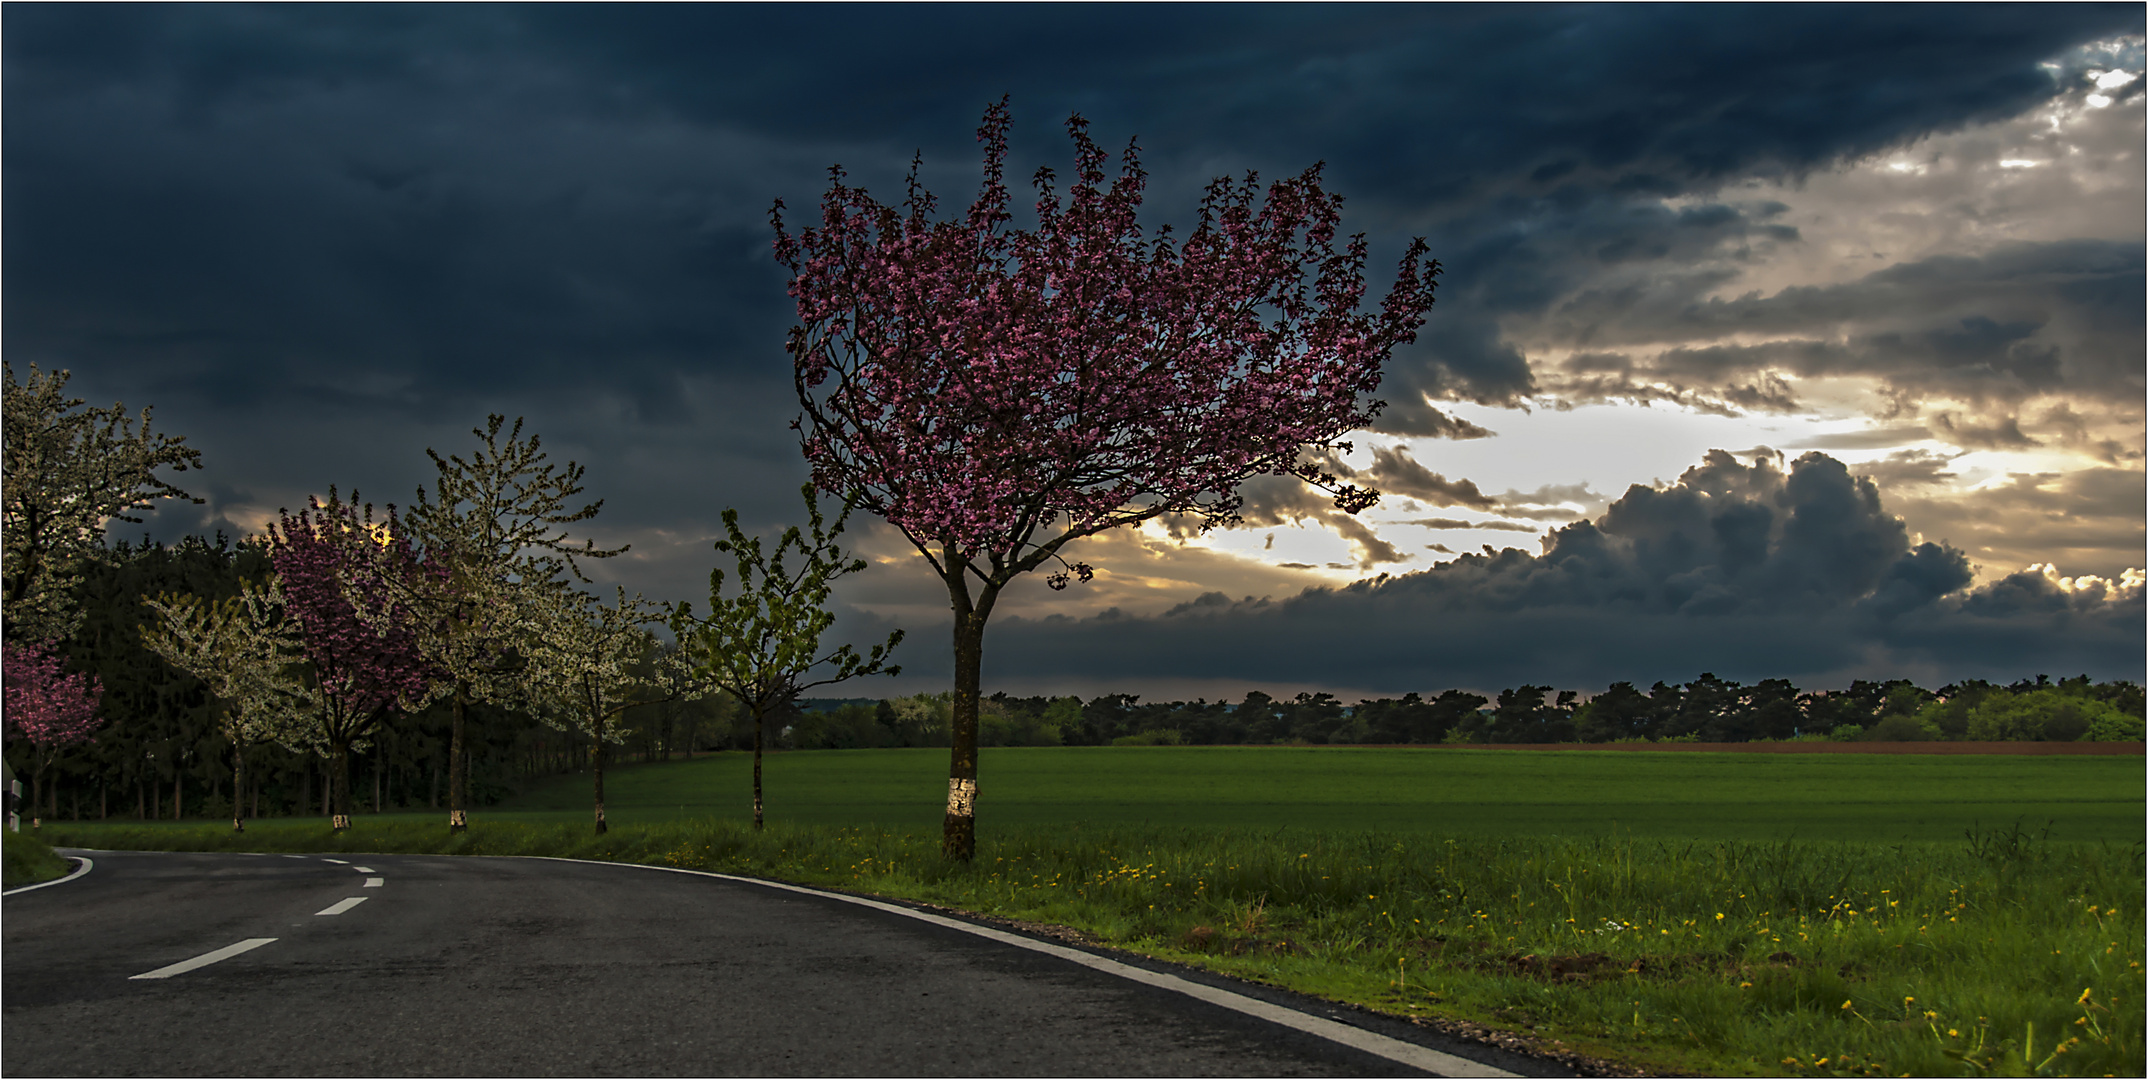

left=2, top=856, right=94, bottom=897
left=363, top=877, right=384, bottom=887
left=316, top=896, right=368, bottom=915
left=518, top=856, right=1520, bottom=1079
left=129, top=937, right=277, bottom=980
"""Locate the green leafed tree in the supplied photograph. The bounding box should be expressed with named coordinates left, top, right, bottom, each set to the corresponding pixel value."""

left=3, top=363, right=202, bottom=642
left=527, top=586, right=697, bottom=834
left=671, top=485, right=902, bottom=829
left=139, top=576, right=313, bottom=832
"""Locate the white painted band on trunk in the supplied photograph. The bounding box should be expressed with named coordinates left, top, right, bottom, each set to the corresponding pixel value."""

left=315, top=896, right=368, bottom=915
left=519, top=857, right=1520, bottom=1078
left=1, top=855, right=93, bottom=896
left=363, top=877, right=384, bottom=887
left=129, top=937, right=278, bottom=980
left=946, top=777, right=977, bottom=817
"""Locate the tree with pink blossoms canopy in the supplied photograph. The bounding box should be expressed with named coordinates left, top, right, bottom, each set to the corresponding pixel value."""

left=3, top=639, right=103, bottom=827
left=772, top=100, right=1440, bottom=859
left=269, top=490, right=440, bottom=830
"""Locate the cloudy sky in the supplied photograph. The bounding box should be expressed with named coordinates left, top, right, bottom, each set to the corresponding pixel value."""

left=7, top=5, right=2142, bottom=701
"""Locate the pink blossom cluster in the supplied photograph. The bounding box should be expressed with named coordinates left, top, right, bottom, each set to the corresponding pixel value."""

left=773, top=100, right=1440, bottom=566
left=3, top=639, right=102, bottom=749
left=271, top=495, right=440, bottom=720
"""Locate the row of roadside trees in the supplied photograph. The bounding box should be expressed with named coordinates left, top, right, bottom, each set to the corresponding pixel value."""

left=3, top=364, right=899, bottom=835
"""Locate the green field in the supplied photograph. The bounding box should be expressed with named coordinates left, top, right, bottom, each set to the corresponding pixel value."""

left=35, top=746, right=2146, bottom=1077
left=498, top=745, right=2145, bottom=843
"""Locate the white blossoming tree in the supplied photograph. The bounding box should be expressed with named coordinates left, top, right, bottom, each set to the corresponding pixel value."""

left=140, top=576, right=313, bottom=832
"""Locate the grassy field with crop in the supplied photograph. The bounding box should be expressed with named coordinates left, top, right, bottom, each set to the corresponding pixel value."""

left=33, top=746, right=2146, bottom=1077
left=503, top=745, right=2145, bottom=843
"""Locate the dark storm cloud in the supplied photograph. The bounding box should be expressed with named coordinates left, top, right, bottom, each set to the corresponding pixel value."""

left=1539, top=240, right=2147, bottom=421
left=9, top=4, right=2130, bottom=400
left=970, top=450, right=2143, bottom=691
left=1883, top=466, right=2148, bottom=582
left=1404, top=519, right=1540, bottom=534
left=1849, top=449, right=1965, bottom=492
left=4, top=4, right=2139, bottom=617
left=1359, top=447, right=1499, bottom=511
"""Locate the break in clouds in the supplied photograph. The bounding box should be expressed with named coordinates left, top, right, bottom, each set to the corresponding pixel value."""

left=960, top=449, right=2144, bottom=696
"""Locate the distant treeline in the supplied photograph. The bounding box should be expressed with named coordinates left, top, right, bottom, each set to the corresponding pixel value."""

left=783, top=672, right=2146, bottom=750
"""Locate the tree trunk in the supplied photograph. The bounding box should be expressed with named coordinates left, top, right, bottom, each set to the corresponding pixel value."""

left=174, top=769, right=184, bottom=821
left=941, top=575, right=995, bottom=862
left=448, top=682, right=469, bottom=832
left=330, top=742, right=351, bottom=830
left=751, top=708, right=765, bottom=830
left=592, top=727, right=608, bottom=835
left=231, top=741, right=247, bottom=833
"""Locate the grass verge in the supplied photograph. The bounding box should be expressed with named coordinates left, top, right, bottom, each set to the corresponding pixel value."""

left=39, top=815, right=2144, bottom=1077
left=3, top=828, right=73, bottom=889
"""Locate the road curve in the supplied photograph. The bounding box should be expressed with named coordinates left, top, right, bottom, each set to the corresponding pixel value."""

left=4, top=850, right=1562, bottom=1077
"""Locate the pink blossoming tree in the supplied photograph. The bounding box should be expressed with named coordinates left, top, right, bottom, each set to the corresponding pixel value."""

left=772, top=101, right=1440, bottom=858
left=270, top=490, right=440, bottom=829
left=3, top=639, right=104, bottom=825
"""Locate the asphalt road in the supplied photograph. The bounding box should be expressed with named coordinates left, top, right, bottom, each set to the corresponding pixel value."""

left=4, top=850, right=1559, bottom=1077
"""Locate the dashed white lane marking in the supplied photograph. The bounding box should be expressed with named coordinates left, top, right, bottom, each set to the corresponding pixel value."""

left=352, top=866, right=374, bottom=873
left=316, top=897, right=368, bottom=916
left=281, top=854, right=305, bottom=859
left=363, top=877, right=384, bottom=888
left=321, top=859, right=350, bottom=865
left=130, top=938, right=277, bottom=980
left=522, top=857, right=1521, bottom=1079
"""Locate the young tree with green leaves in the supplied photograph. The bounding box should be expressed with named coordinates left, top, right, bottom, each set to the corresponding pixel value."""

left=671, top=485, right=902, bottom=829
left=3, top=363, right=202, bottom=643
left=139, top=577, right=312, bottom=832
left=527, top=586, right=695, bottom=834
